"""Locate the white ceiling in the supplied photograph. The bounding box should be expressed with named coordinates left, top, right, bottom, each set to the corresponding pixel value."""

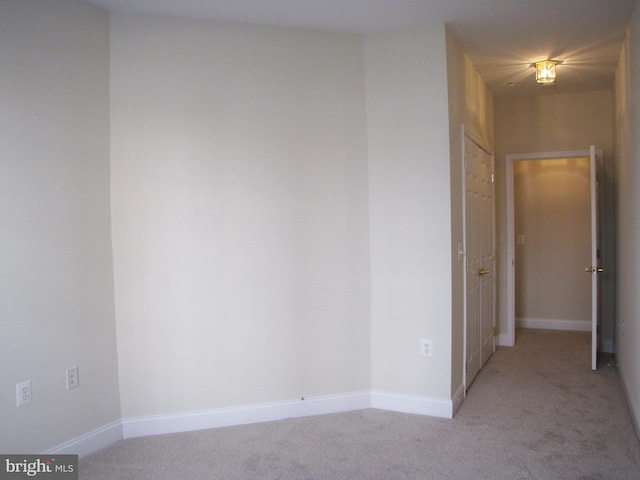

left=87, top=0, right=637, bottom=97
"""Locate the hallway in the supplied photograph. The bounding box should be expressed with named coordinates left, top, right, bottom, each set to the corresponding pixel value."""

left=461, top=328, right=640, bottom=477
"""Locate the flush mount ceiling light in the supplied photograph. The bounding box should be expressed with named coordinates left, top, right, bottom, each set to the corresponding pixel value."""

left=535, top=60, right=557, bottom=85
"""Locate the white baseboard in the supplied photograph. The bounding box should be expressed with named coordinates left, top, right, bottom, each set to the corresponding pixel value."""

left=617, top=362, right=640, bottom=441
left=370, top=390, right=454, bottom=419
left=498, top=333, right=514, bottom=347
left=601, top=339, right=614, bottom=353
left=43, top=420, right=123, bottom=459
left=44, top=389, right=467, bottom=458
left=122, top=391, right=371, bottom=439
left=516, top=317, right=591, bottom=331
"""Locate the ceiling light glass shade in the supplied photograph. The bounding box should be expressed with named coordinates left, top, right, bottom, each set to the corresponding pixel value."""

left=535, top=60, right=557, bottom=84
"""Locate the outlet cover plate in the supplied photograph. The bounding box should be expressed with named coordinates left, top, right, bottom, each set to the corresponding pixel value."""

left=420, top=339, right=433, bottom=357
left=16, top=380, right=32, bottom=407
left=66, top=366, right=79, bottom=389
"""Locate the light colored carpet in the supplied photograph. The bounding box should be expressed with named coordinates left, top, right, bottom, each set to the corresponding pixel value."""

left=80, top=329, right=640, bottom=479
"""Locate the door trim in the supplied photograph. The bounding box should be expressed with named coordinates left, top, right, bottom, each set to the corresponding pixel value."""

left=505, top=148, right=601, bottom=347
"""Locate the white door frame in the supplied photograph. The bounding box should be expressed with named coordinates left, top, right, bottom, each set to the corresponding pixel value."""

left=505, top=148, right=601, bottom=347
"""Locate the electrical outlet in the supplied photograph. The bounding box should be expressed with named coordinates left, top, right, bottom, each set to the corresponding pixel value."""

left=420, top=339, right=433, bottom=357
left=16, top=380, right=32, bottom=407
left=66, top=366, right=79, bottom=390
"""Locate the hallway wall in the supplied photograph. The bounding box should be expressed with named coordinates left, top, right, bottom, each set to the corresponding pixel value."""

left=495, top=90, right=615, bottom=348
left=614, top=0, right=640, bottom=435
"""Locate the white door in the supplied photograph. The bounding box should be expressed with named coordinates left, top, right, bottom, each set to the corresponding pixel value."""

left=588, top=145, right=601, bottom=371
left=464, top=135, right=495, bottom=387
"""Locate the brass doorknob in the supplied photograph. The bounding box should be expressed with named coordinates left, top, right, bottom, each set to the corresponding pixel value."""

left=479, top=268, right=491, bottom=276
left=585, top=266, right=604, bottom=274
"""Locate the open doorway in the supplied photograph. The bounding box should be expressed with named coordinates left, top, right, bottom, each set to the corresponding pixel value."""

left=505, top=149, right=602, bottom=368
left=513, top=157, right=591, bottom=331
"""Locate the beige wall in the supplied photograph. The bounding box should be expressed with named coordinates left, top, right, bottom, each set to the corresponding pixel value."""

left=614, top=0, right=640, bottom=434
left=495, top=90, right=615, bottom=347
left=365, top=25, right=453, bottom=403
left=514, top=158, right=592, bottom=327
left=111, top=13, right=371, bottom=417
left=0, top=0, right=121, bottom=453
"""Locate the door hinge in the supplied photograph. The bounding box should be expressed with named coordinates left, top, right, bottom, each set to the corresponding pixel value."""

left=491, top=173, right=495, bottom=184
